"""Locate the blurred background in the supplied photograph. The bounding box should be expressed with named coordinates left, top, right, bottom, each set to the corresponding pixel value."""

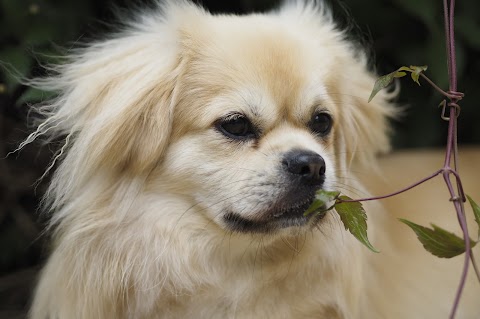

left=1, top=0, right=479, bottom=317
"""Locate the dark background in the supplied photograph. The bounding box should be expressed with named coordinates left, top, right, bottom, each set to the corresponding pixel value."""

left=1, top=0, right=479, bottom=317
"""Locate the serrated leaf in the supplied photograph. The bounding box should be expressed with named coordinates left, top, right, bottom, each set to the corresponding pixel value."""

left=335, top=196, right=378, bottom=253
left=409, top=65, right=428, bottom=85
left=368, top=69, right=406, bottom=102
left=466, top=195, right=480, bottom=239
left=399, top=219, right=477, bottom=258
left=304, top=190, right=339, bottom=216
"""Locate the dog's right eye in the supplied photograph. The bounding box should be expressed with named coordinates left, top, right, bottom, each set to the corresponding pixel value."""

left=216, top=115, right=256, bottom=140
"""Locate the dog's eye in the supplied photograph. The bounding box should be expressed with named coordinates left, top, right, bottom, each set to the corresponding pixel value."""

left=217, top=115, right=256, bottom=140
left=309, top=112, right=332, bottom=136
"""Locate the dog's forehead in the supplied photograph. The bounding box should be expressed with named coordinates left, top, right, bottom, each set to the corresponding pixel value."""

left=184, top=15, right=336, bottom=123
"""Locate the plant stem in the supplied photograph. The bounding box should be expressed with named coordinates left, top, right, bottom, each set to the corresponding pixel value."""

left=441, top=1, right=477, bottom=318
left=448, top=0, right=458, bottom=90
left=337, top=169, right=442, bottom=203
left=471, top=253, right=480, bottom=283
left=337, top=1, right=477, bottom=317
left=419, top=73, right=462, bottom=100
left=443, top=0, right=451, bottom=84
left=443, top=161, right=470, bottom=319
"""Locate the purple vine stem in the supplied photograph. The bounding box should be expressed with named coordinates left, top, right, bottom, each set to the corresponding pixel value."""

left=338, top=169, right=443, bottom=203
left=340, top=1, right=478, bottom=317
left=442, top=1, right=474, bottom=318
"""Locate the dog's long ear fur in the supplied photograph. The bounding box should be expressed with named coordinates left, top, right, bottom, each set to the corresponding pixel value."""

left=24, top=2, right=204, bottom=210
left=334, top=59, right=397, bottom=169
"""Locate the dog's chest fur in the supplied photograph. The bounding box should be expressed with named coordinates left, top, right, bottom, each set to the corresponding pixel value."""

left=150, top=242, right=351, bottom=318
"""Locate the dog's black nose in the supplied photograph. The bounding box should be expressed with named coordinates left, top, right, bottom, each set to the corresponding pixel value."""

left=282, top=150, right=326, bottom=182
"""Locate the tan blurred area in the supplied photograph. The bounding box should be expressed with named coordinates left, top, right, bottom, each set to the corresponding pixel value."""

left=369, top=148, right=479, bottom=236
left=364, top=148, right=480, bottom=317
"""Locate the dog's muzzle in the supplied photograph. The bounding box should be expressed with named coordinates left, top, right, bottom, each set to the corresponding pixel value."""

left=223, top=149, right=327, bottom=233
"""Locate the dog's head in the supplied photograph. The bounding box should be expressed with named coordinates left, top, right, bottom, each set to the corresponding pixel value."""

left=35, top=1, right=395, bottom=236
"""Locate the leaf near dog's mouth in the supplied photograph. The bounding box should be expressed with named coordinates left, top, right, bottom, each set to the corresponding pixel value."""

left=304, top=190, right=379, bottom=253
left=303, top=190, right=340, bottom=216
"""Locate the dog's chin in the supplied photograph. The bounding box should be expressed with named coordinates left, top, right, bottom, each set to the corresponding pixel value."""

left=222, top=197, right=327, bottom=234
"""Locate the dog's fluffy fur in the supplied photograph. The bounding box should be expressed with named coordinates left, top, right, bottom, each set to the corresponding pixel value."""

left=28, top=1, right=479, bottom=318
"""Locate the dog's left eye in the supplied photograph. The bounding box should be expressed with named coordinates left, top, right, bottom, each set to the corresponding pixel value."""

left=309, top=112, right=332, bottom=136
left=217, top=115, right=256, bottom=140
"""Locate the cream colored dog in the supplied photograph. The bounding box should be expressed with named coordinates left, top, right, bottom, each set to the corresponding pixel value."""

left=29, top=1, right=479, bottom=318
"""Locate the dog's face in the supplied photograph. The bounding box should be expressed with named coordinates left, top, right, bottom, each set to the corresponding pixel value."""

left=158, top=22, right=341, bottom=234
left=41, top=2, right=393, bottom=238
left=144, top=9, right=393, bottom=236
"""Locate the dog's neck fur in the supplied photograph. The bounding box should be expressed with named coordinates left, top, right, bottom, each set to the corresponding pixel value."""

left=133, top=193, right=365, bottom=318
left=36, top=184, right=370, bottom=319
left=31, top=166, right=381, bottom=319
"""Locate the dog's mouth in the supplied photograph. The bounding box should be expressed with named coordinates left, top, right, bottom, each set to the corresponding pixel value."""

left=223, top=195, right=327, bottom=234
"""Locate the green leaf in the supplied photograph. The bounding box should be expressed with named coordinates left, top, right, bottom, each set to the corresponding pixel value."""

left=369, top=65, right=430, bottom=102
left=466, top=195, right=480, bottom=239
left=399, top=219, right=477, bottom=258
left=368, top=69, right=407, bottom=102
left=335, top=196, right=378, bottom=253
left=397, top=66, right=413, bottom=72
left=409, top=65, right=428, bottom=85
left=304, top=190, right=339, bottom=216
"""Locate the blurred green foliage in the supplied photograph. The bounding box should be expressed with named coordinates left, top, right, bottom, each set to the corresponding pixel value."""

left=346, top=0, right=480, bottom=148
left=0, top=0, right=96, bottom=103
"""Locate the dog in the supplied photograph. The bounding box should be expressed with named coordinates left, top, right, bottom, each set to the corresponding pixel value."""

left=28, top=1, right=480, bottom=318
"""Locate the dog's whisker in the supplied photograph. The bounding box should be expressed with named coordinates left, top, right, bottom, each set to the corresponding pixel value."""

left=170, top=183, right=258, bottom=224
left=281, top=235, right=301, bottom=254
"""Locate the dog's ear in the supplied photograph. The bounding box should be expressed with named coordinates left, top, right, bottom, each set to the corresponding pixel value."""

left=79, top=54, right=184, bottom=174
left=28, top=3, right=206, bottom=177
left=331, top=56, right=397, bottom=169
